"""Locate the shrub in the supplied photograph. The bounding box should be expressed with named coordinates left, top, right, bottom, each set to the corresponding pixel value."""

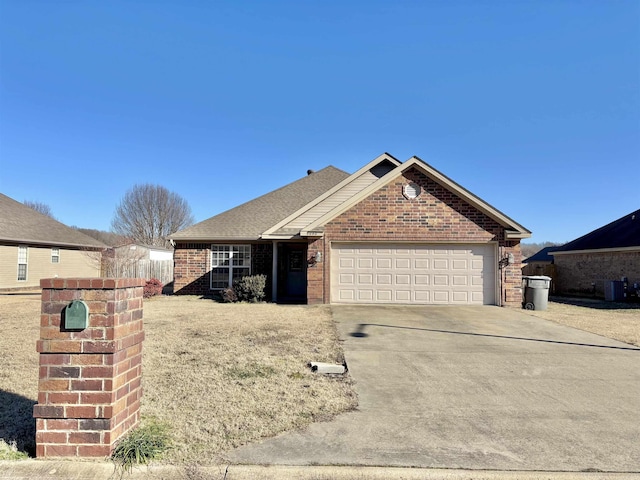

left=144, top=278, right=163, bottom=298
left=220, top=287, right=237, bottom=303
left=233, top=274, right=267, bottom=302
left=110, top=418, right=172, bottom=477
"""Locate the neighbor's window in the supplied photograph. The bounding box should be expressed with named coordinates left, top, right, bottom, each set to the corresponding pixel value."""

left=51, top=248, right=60, bottom=264
left=17, top=245, right=28, bottom=281
left=210, top=245, right=251, bottom=289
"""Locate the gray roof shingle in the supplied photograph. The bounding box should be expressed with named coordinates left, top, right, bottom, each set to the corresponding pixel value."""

left=0, top=193, right=107, bottom=248
left=171, top=166, right=350, bottom=240
left=555, top=208, right=640, bottom=252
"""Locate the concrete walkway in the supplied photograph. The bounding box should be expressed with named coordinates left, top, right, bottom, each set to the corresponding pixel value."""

left=228, top=305, right=640, bottom=472
left=2, top=461, right=640, bottom=480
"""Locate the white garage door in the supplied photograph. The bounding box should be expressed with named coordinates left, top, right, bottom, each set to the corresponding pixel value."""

left=331, top=243, right=496, bottom=305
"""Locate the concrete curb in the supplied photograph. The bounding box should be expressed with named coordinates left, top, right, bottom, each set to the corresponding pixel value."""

left=1, top=461, right=639, bottom=480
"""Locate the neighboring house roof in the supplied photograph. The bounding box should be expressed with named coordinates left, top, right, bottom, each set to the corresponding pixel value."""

left=170, top=166, right=350, bottom=241
left=0, top=193, right=107, bottom=249
left=552, top=208, right=640, bottom=254
left=170, top=154, right=531, bottom=242
left=523, top=246, right=561, bottom=263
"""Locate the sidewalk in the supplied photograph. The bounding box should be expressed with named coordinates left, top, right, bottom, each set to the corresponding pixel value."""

left=1, top=461, right=639, bottom=480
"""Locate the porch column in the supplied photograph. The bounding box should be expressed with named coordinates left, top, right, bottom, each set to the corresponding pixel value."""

left=272, top=241, right=278, bottom=302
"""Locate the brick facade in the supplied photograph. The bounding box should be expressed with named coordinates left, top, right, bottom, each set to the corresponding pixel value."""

left=554, top=250, right=640, bottom=297
left=34, top=278, right=145, bottom=458
left=319, top=168, right=523, bottom=305
left=173, top=168, right=524, bottom=306
left=174, top=242, right=273, bottom=299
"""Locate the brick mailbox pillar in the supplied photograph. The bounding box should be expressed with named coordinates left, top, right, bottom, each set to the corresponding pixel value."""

left=34, top=278, right=146, bottom=458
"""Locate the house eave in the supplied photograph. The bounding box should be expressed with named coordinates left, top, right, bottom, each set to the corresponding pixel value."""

left=505, top=230, right=532, bottom=240
left=0, top=237, right=106, bottom=250
left=551, top=246, right=640, bottom=256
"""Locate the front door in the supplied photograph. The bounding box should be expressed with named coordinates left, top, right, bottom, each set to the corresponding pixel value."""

left=278, top=243, right=307, bottom=303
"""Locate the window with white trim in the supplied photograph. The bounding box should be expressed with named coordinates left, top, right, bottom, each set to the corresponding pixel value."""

left=17, top=246, right=28, bottom=281
left=210, top=245, right=251, bottom=289
left=51, top=248, right=60, bottom=264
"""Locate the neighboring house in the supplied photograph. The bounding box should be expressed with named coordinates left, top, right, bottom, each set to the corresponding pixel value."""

left=550, top=209, right=640, bottom=297
left=0, top=193, right=107, bottom=291
left=522, top=246, right=559, bottom=293
left=170, top=153, right=531, bottom=306
left=105, top=243, right=174, bottom=284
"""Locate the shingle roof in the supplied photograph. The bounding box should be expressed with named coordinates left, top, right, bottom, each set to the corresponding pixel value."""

left=0, top=193, right=107, bottom=248
left=170, top=166, right=350, bottom=240
left=555, top=208, right=640, bottom=252
left=523, top=246, right=561, bottom=263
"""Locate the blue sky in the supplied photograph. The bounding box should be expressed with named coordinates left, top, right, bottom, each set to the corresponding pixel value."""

left=1, top=1, right=638, bottom=244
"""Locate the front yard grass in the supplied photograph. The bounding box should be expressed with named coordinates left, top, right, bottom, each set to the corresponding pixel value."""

left=522, top=296, right=640, bottom=346
left=0, top=294, right=357, bottom=464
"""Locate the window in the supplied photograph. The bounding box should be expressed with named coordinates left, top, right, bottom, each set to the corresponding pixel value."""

left=210, top=245, right=251, bottom=289
left=17, top=246, right=28, bottom=281
left=51, top=248, right=60, bottom=263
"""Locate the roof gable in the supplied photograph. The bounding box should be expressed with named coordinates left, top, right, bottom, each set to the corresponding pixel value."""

left=302, top=156, right=531, bottom=238
left=170, top=166, right=350, bottom=241
left=0, top=193, right=107, bottom=248
left=262, top=153, right=401, bottom=238
left=553, top=209, right=640, bottom=253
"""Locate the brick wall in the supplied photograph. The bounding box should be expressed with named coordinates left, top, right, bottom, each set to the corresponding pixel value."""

left=34, top=278, right=145, bottom=458
left=307, top=237, right=325, bottom=305
left=173, top=242, right=273, bottom=297
left=320, top=168, right=523, bottom=306
left=173, top=243, right=209, bottom=294
left=554, top=250, right=640, bottom=297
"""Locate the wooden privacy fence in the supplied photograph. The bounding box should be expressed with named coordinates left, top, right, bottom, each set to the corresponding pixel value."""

left=522, top=263, right=557, bottom=294
left=104, top=259, right=173, bottom=285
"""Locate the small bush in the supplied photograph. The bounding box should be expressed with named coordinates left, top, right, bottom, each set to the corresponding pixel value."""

left=0, top=440, right=29, bottom=461
left=144, top=278, right=163, bottom=298
left=110, top=418, right=172, bottom=477
left=233, top=274, right=266, bottom=302
left=221, top=287, right=237, bottom=303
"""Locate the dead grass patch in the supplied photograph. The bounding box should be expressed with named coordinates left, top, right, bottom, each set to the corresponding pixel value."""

left=0, top=294, right=356, bottom=463
left=522, top=297, right=640, bottom=346
left=141, top=297, right=356, bottom=464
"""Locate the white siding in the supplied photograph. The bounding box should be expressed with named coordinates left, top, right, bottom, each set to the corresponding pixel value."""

left=0, top=244, right=101, bottom=290
left=284, top=171, right=379, bottom=230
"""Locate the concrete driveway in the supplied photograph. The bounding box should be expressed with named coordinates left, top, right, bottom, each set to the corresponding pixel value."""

left=228, top=305, right=640, bottom=472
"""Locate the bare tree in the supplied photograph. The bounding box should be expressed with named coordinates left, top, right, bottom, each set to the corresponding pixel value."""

left=111, top=184, right=194, bottom=248
left=24, top=200, right=55, bottom=218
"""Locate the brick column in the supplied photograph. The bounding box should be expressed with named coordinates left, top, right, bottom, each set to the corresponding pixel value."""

left=34, top=278, right=145, bottom=458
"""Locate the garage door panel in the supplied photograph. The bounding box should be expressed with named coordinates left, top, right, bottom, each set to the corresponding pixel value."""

left=396, top=290, right=411, bottom=301
left=358, top=290, right=373, bottom=301
left=340, top=273, right=355, bottom=285
left=433, top=275, right=449, bottom=285
left=358, top=258, right=373, bottom=268
left=377, top=290, right=392, bottom=301
left=331, top=244, right=496, bottom=305
left=433, top=259, right=449, bottom=269
left=395, top=258, right=411, bottom=269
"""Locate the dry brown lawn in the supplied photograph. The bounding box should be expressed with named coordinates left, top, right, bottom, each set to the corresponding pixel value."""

left=522, top=297, right=640, bottom=346
left=2, top=293, right=637, bottom=465
left=0, top=294, right=357, bottom=464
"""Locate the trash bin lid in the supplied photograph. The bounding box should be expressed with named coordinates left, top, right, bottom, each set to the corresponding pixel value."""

left=523, top=276, right=552, bottom=280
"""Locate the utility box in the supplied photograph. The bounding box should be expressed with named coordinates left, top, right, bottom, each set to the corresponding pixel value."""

left=64, top=300, right=89, bottom=329
left=604, top=281, right=624, bottom=302
left=522, top=276, right=552, bottom=311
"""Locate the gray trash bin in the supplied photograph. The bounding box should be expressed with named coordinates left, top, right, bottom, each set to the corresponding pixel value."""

left=522, top=276, right=552, bottom=310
